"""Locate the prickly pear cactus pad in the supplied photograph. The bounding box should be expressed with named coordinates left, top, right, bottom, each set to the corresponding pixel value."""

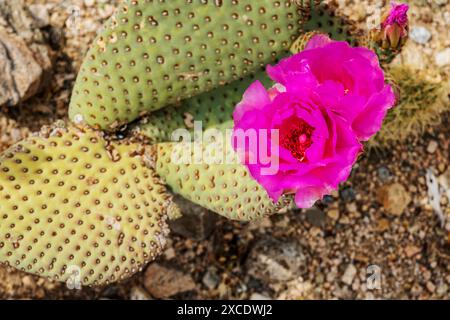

left=154, top=142, right=294, bottom=221
left=135, top=72, right=273, bottom=144
left=69, top=0, right=304, bottom=131
left=0, top=123, right=173, bottom=286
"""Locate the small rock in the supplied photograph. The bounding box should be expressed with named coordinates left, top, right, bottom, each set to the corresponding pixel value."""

left=376, top=183, right=411, bottom=216
left=426, top=140, right=438, bottom=154
left=340, top=187, right=356, bottom=202
left=346, top=202, right=358, bottom=214
left=0, top=30, right=48, bottom=107
left=21, top=275, right=36, bottom=289
left=341, top=264, right=357, bottom=286
left=322, top=195, right=334, bottom=204
left=144, top=263, right=196, bottom=299
left=327, top=209, right=340, bottom=221
left=28, top=4, right=51, bottom=28
left=246, top=237, right=306, bottom=283
left=402, top=46, right=426, bottom=69
left=405, top=245, right=421, bottom=258
left=304, top=207, right=326, bottom=228
left=376, top=218, right=391, bottom=232
left=377, top=166, right=392, bottom=182
left=410, top=26, right=432, bottom=44
left=202, top=268, right=220, bottom=290
left=130, top=286, right=152, bottom=300
left=169, top=195, right=218, bottom=240
left=436, top=283, right=448, bottom=295
left=84, top=0, right=96, bottom=7
left=10, top=128, right=23, bottom=143
left=163, top=247, right=176, bottom=260
left=435, top=48, right=450, bottom=67
left=339, top=216, right=350, bottom=224
left=426, top=281, right=436, bottom=293
left=250, top=293, right=272, bottom=300
left=0, top=0, right=52, bottom=107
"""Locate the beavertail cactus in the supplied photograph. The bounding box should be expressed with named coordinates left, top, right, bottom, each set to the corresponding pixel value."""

left=0, top=0, right=424, bottom=287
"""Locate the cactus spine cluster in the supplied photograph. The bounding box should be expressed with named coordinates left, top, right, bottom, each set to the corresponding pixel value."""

left=0, top=0, right=415, bottom=286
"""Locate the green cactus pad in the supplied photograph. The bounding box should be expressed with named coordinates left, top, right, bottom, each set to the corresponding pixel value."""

left=0, top=123, right=174, bottom=286
left=153, top=142, right=295, bottom=221
left=69, top=0, right=304, bottom=130
left=135, top=72, right=273, bottom=144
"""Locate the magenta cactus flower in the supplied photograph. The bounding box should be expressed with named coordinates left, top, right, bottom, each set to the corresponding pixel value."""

left=232, top=34, right=397, bottom=208
left=232, top=80, right=362, bottom=208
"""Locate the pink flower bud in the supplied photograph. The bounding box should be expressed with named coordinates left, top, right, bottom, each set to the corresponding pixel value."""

left=380, top=2, right=409, bottom=49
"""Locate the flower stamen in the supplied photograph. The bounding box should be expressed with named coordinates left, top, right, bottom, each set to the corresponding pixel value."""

left=280, top=118, right=314, bottom=163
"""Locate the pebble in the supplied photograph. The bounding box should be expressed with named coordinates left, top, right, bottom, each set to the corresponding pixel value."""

left=10, top=128, right=23, bottom=143
left=21, top=275, right=35, bottom=289
left=322, top=195, right=334, bottom=204
left=129, top=286, right=152, bottom=300
left=346, top=203, right=358, bottom=214
left=426, top=281, right=436, bottom=293
left=0, top=27, right=51, bottom=107
left=144, top=263, right=196, bottom=299
left=29, top=4, right=51, bottom=28
left=436, top=283, right=448, bottom=295
left=84, top=0, right=95, bottom=7
left=405, top=245, right=421, bottom=258
left=246, top=238, right=306, bottom=283
left=164, top=247, right=176, bottom=260
left=327, top=209, right=340, bottom=221
left=341, top=187, right=356, bottom=202
left=426, top=140, right=438, bottom=154
left=169, top=195, right=218, bottom=240
left=250, top=293, right=272, bottom=300
left=376, top=183, right=412, bottom=216
left=376, top=218, right=391, bottom=232
left=410, top=26, right=432, bottom=45
left=377, top=166, right=392, bottom=182
left=435, top=48, right=450, bottom=67
left=202, top=268, right=220, bottom=290
left=341, top=264, right=357, bottom=286
left=305, top=207, right=327, bottom=228
left=445, top=12, right=450, bottom=25
left=339, top=216, right=351, bottom=225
